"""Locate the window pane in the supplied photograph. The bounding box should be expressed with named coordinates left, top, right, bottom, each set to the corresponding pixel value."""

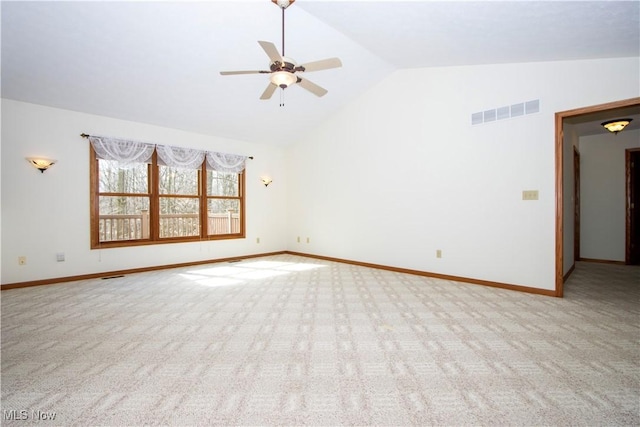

left=159, top=197, right=200, bottom=237
left=98, top=196, right=150, bottom=242
left=159, top=166, right=199, bottom=195
left=98, top=160, right=148, bottom=193
left=207, top=199, right=240, bottom=235
left=207, top=171, right=239, bottom=196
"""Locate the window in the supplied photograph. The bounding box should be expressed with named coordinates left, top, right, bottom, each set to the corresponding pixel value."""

left=90, top=139, right=246, bottom=248
left=158, top=165, right=201, bottom=238
left=95, top=159, right=151, bottom=243
left=207, top=170, right=242, bottom=236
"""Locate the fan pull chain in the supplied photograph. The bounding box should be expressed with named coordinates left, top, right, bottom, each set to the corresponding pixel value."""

left=280, top=88, right=285, bottom=107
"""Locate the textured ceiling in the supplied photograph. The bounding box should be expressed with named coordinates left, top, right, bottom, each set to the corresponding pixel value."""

left=2, top=1, right=639, bottom=146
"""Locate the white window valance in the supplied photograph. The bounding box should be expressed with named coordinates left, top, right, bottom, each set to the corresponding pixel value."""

left=87, top=134, right=247, bottom=172
left=206, top=152, right=247, bottom=173
left=89, top=136, right=155, bottom=165
left=156, top=145, right=206, bottom=170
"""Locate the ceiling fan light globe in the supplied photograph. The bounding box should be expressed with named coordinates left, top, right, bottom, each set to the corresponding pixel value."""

left=270, top=71, right=296, bottom=88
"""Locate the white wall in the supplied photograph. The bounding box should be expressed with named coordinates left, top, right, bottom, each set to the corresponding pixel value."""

left=1, top=99, right=288, bottom=284
left=3, top=57, right=638, bottom=290
left=579, top=129, right=640, bottom=261
left=286, top=57, right=639, bottom=291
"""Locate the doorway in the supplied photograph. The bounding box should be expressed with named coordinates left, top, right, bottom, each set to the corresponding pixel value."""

left=627, top=148, right=640, bottom=265
left=574, top=147, right=580, bottom=262
left=555, top=97, right=640, bottom=297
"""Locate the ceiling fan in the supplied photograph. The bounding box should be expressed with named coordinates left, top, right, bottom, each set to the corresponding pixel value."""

left=220, top=0, right=342, bottom=100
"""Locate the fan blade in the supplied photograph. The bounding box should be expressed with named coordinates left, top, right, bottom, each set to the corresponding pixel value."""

left=297, top=77, right=328, bottom=97
left=258, top=41, right=284, bottom=64
left=220, top=70, right=269, bottom=75
left=297, top=57, right=342, bottom=73
left=260, top=83, right=278, bottom=100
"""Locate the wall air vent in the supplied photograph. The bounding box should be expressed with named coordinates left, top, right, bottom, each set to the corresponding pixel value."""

left=511, top=103, right=524, bottom=117
left=483, top=109, right=496, bottom=123
left=471, top=99, right=540, bottom=125
left=525, top=99, right=540, bottom=114
left=497, top=106, right=510, bottom=120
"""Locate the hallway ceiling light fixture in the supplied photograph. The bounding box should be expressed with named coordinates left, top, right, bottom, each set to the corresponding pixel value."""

left=601, top=118, right=632, bottom=135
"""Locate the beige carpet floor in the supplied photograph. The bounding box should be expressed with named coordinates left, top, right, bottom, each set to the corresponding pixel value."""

left=1, top=255, right=639, bottom=426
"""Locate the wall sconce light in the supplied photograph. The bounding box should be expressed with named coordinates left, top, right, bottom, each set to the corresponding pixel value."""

left=261, top=176, right=273, bottom=187
left=601, top=118, right=632, bottom=135
left=26, top=157, right=56, bottom=173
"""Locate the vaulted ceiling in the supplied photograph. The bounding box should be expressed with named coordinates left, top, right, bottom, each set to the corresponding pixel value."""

left=2, top=1, right=638, bottom=146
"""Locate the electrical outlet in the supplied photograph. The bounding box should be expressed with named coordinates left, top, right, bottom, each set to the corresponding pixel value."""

left=56, top=252, right=65, bottom=262
left=18, top=256, right=26, bottom=265
left=436, top=250, right=442, bottom=258
left=297, top=236, right=300, bottom=243
left=306, top=237, right=310, bottom=244
left=522, top=190, right=539, bottom=200
left=256, top=237, right=260, bottom=244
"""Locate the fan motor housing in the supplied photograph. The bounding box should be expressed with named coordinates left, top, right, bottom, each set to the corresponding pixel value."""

left=270, top=57, right=297, bottom=72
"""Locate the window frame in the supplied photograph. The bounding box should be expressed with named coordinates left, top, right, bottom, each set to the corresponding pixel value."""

left=90, top=147, right=245, bottom=249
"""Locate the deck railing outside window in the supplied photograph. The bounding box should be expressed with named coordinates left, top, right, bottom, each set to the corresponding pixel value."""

left=98, top=210, right=240, bottom=241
